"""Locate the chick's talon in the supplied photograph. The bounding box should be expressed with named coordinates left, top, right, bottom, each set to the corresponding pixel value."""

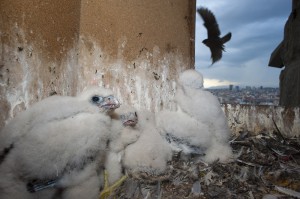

left=99, top=170, right=127, bottom=199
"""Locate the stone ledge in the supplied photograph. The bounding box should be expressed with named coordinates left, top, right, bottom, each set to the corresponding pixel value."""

left=222, top=104, right=300, bottom=137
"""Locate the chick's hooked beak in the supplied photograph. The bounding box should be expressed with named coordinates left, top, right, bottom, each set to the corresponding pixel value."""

left=120, top=112, right=138, bottom=127
left=100, top=95, right=120, bottom=111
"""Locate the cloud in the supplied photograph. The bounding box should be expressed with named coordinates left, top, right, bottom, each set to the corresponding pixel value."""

left=203, top=78, right=237, bottom=88
left=197, top=57, right=281, bottom=88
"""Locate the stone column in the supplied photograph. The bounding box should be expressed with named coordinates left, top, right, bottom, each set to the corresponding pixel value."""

left=77, top=0, right=195, bottom=111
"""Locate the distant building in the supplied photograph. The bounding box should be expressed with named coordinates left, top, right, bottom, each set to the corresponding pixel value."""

left=229, top=84, right=233, bottom=90
left=207, top=87, right=279, bottom=106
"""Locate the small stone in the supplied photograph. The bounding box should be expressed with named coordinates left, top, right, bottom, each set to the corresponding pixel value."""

left=191, top=180, right=201, bottom=196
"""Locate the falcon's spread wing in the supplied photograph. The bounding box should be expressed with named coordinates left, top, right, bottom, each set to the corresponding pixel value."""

left=197, top=7, right=221, bottom=39
left=222, top=32, right=232, bottom=44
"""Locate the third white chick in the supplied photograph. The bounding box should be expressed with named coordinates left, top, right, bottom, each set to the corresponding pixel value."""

left=105, top=105, right=141, bottom=184
left=123, top=110, right=172, bottom=178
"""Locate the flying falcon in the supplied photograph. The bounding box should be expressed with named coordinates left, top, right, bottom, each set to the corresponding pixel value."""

left=197, top=7, right=232, bottom=64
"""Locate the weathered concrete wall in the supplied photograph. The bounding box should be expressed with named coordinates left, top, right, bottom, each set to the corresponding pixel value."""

left=77, top=0, right=196, bottom=111
left=223, top=104, right=300, bottom=137
left=0, top=0, right=81, bottom=128
left=0, top=0, right=196, bottom=128
left=2, top=1, right=299, bottom=138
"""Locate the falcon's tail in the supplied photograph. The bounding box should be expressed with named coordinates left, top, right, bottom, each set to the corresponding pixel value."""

left=221, top=32, right=232, bottom=44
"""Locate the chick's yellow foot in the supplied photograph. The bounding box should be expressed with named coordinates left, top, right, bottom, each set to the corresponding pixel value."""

left=100, top=170, right=127, bottom=199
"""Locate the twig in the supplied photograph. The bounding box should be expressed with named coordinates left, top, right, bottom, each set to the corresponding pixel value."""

left=272, top=118, right=286, bottom=143
left=275, top=186, right=300, bottom=198
left=236, top=159, right=263, bottom=167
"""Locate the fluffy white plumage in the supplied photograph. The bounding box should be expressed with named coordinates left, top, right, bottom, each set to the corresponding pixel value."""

left=0, top=86, right=119, bottom=199
left=105, top=105, right=141, bottom=184
left=156, top=108, right=212, bottom=155
left=157, top=69, right=233, bottom=163
left=176, top=70, right=230, bottom=143
left=123, top=110, right=172, bottom=176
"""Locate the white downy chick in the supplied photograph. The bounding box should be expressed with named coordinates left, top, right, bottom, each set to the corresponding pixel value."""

left=157, top=69, right=232, bottom=163
left=123, top=110, right=172, bottom=177
left=105, top=105, right=141, bottom=184
left=176, top=69, right=231, bottom=143
left=0, top=86, right=120, bottom=199
left=177, top=69, right=232, bottom=163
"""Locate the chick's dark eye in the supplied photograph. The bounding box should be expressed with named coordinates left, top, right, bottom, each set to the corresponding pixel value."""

left=92, top=96, right=102, bottom=103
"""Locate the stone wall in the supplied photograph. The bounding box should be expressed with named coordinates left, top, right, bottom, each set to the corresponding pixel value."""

left=223, top=104, right=300, bottom=137
left=0, top=0, right=196, bottom=128
left=0, top=0, right=81, bottom=128
left=77, top=0, right=196, bottom=111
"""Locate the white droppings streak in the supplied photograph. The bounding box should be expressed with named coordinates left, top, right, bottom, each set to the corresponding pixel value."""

left=1, top=34, right=187, bottom=127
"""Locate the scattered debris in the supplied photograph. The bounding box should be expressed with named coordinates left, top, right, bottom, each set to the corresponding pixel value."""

left=106, top=130, right=300, bottom=198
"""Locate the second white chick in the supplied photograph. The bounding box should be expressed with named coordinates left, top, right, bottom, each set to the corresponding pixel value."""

left=105, top=105, right=141, bottom=184
left=123, top=110, right=172, bottom=177
left=176, top=69, right=231, bottom=143
left=156, top=70, right=233, bottom=164
left=176, top=69, right=233, bottom=163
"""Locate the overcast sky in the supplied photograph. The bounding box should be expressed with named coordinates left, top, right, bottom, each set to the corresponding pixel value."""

left=195, top=0, right=292, bottom=88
